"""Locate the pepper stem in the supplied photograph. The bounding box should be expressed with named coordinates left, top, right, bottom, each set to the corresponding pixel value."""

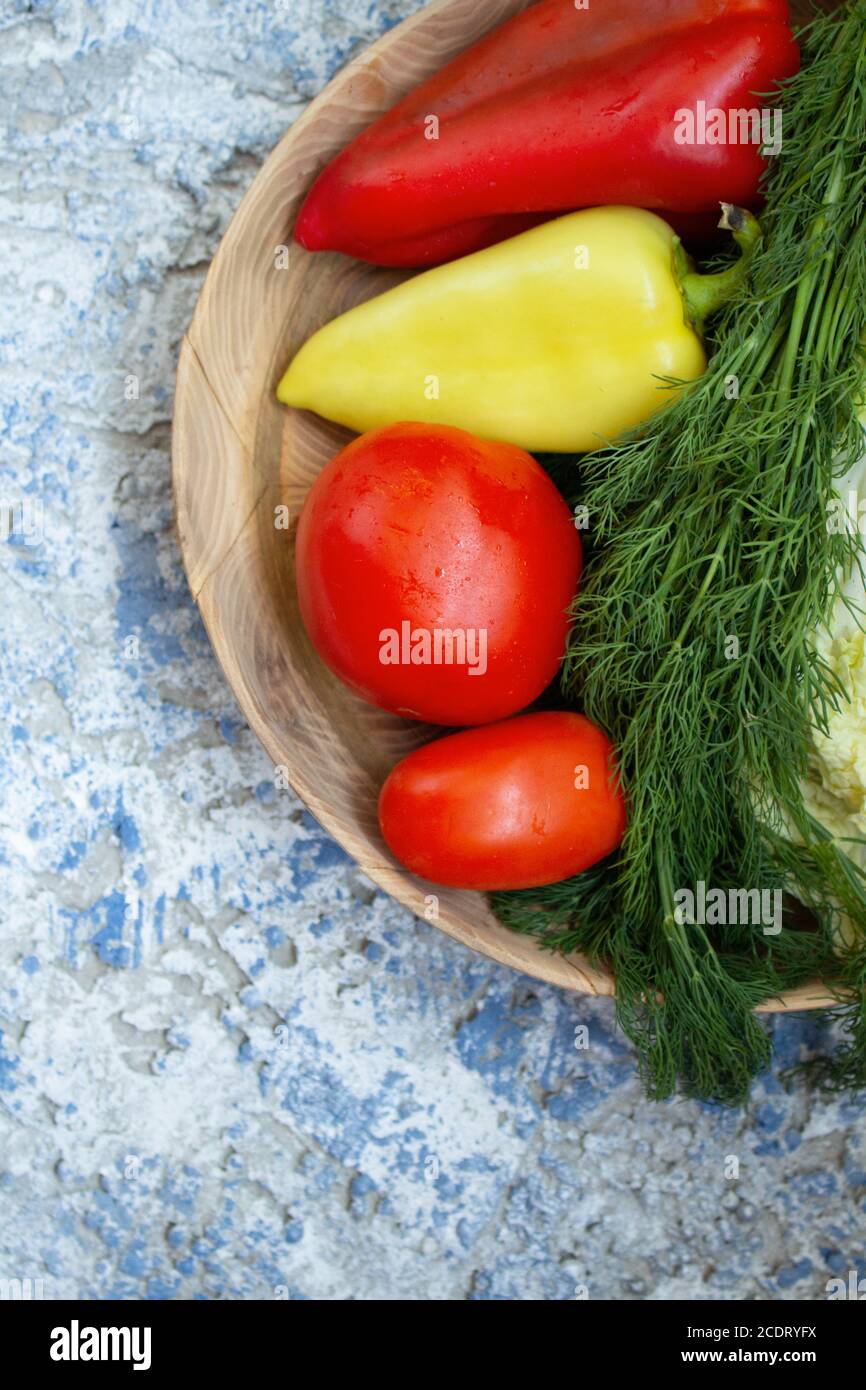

left=675, top=203, right=763, bottom=338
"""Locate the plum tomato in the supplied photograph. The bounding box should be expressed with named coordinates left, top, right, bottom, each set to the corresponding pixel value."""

left=378, top=710, right=626, bottom=890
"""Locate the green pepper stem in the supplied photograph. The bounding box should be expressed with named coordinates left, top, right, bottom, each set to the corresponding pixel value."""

left=675, top=203, right=763, bottom=338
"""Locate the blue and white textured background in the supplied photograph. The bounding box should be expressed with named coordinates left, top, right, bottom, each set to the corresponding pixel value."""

left=1, top=0, right=864, bottom=1302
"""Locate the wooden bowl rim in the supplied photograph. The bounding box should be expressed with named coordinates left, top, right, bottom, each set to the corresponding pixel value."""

left=171, top=0, right=837, bottom=1015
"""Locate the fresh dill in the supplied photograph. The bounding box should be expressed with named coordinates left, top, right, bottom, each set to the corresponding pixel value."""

left=493, top=0, right=866, bottom=1104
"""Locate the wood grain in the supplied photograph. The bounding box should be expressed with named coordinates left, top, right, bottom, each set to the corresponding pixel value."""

left=172, top=0, right=837, bottom=1011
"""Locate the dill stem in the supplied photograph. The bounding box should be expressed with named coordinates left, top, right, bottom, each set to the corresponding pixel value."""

left=741, top=143, right=852, bottom=646
left=783, top=262, right=851, bottom=504
left=655, top=838, right=699, bottom=978
left=774, top=133, right=850, bottom=406
left=728, top=316, right=790, bottom=406
left=671, top=513, right=735, bottom=651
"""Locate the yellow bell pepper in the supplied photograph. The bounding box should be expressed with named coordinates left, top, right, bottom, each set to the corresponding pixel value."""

left=277, top=205, right=759, bottom=454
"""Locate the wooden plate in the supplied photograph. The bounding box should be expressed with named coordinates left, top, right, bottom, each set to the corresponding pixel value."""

left=172, top=0, right=834, bottom=1013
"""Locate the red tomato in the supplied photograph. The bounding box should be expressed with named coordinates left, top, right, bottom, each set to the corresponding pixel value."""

left=378, top=711, right=626, bottom=890
left=294, top=423, right=581, bottom=725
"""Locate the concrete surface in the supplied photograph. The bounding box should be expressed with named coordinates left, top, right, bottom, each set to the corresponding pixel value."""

left=0, top=0, right=864, bottom=1302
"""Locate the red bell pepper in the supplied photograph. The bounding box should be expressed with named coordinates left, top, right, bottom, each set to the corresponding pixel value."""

left=295, top=0, right=798, bottom=267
